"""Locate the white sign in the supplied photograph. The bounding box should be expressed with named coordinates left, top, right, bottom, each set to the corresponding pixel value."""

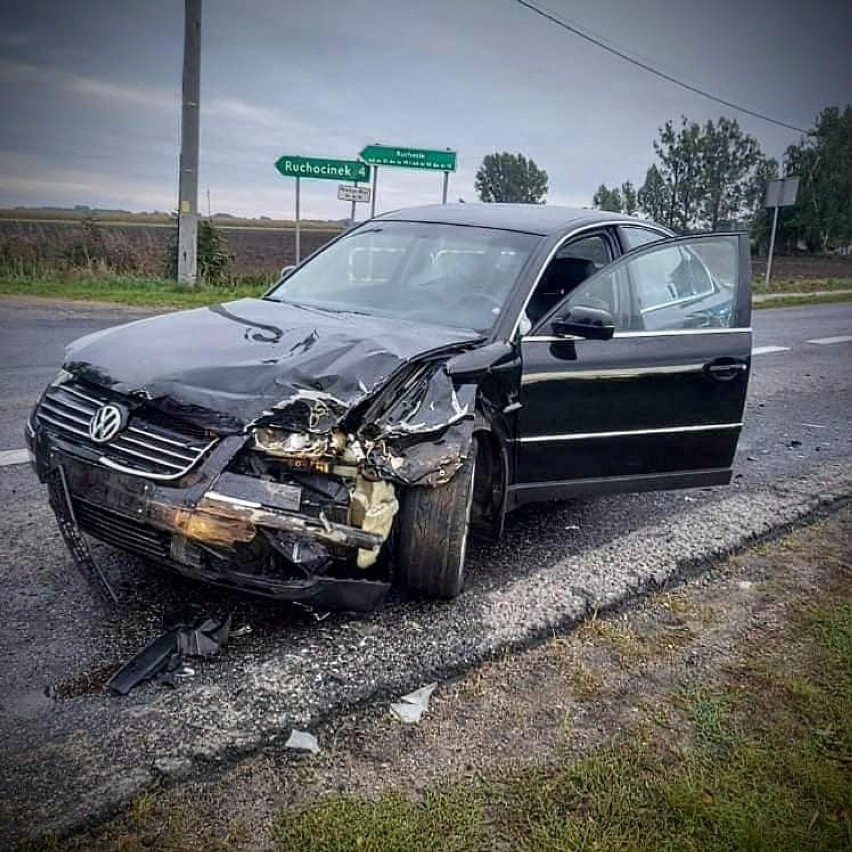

left=764, top=176, right=799, bottom=208
left=338, top=184, right=371, bottom=203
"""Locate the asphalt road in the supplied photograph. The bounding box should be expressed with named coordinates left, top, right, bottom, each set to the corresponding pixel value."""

left=0, top=297, right=850, bottom=842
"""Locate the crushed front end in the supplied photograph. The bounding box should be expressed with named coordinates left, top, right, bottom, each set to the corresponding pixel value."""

left=27, top=363, right=475, bottom=612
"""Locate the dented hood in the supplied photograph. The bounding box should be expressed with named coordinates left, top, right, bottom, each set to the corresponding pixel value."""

left=64, top=298, right=482, bottom=433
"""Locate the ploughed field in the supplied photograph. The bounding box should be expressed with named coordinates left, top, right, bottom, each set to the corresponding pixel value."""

left=2, top=217, right=851, bottom=280
left=0, top=218, right=343, bottom=275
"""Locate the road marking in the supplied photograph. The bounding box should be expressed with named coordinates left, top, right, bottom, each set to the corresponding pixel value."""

left=752, top=345, right=791, bottom=355
left=806, top=335, right=852, bottom=345
left=0, top=449, right=30, bottom=467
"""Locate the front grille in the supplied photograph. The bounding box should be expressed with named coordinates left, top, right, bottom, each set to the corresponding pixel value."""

left=37, top=382, right=216, bottom=480
left=73, top=496, right=172, bottom=561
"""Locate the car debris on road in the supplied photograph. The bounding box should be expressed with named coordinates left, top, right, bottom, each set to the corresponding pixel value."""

left=106, top=607, right=231, bottom=695
left=390, top=682, right=438, bottom=724
left=284, top=729, right=321, bottom=754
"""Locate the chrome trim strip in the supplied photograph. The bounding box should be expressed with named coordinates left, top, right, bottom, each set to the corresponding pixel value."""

left=106, top=443, right=185, bottom=470
left=523, top=327, right=751, bottom=343
left=61, top=385, right=103, bottom=406
left=521, top=363, right=706, bottom=385
left=99, top=456, right=197, bottom=481
left=127, top=424, right=205, bottom=450
left=40, top=400, right=90, bottom=426
left=204, top=491, right=263, bottom=509
left=36, top=411, right=89, bottom=438
left=517, top=422, right=743, bottom=443
left=116, top=434, right=197, bottom=462
left=49, top=393, right=96, bottom=416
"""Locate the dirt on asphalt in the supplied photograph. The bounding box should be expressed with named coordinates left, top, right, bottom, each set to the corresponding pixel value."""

left=57, top=503, right=851, bottom=851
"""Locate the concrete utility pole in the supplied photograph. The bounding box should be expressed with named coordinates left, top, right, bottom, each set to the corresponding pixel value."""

left=177, top=0, right=201, bottom=284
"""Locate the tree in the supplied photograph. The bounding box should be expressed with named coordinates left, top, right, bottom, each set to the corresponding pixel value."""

left=164, top=217, right=232, bottom=283
left=783, top=105, right=852, bottom=251
left=637, top=116, right=776, bottom=231
left=620, top=181, right=638, bottom=215
left=592, top=184, right=623, bottom=212
left=638, top=165, right=670, bottom=222
left=653, top=117, right=704, bottom=231
left=475, top=152, right=548, bottom=203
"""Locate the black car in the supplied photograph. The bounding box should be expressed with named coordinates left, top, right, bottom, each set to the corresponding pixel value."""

left=27, top=204, right=752, bottom=610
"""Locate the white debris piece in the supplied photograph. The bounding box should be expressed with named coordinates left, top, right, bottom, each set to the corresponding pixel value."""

left=284, top=729, right=320, bottom=754
left=390, top=682, right=438, bottom=724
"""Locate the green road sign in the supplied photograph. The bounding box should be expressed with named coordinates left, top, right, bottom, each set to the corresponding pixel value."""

left=359, top=145, right=456, bottom=172
left=275, top=155, right=370, bottom=182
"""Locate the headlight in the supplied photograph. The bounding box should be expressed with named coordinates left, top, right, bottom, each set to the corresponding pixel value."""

left=253, top=426, right=330, bottom=456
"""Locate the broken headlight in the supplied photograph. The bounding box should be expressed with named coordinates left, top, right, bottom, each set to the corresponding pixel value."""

left=252, top=426, right=346, bottom=457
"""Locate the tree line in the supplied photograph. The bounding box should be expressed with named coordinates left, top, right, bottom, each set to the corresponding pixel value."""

left=473, top=105, right=851, bottom=253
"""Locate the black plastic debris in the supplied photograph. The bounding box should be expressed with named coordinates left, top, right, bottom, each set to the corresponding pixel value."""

left=106, top=607, right=231, bottom=695
left=47, top=465, right=118, bottom=608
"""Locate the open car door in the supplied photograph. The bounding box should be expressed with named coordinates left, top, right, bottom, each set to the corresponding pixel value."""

left=511, top=233, right=752, bottom=506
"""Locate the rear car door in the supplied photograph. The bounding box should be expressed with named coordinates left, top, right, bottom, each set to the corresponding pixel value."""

left=511, top=233, right=751, bottom=504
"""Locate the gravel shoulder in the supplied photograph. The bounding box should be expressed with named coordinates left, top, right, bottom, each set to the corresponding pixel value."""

left=66, top=497, right=852, bottom=850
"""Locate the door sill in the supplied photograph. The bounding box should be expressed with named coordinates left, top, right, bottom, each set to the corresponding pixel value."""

left=507, top=468, right=732, bottom=510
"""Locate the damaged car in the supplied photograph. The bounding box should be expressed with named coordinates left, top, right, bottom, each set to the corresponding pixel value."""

left=27, top=204, right=752, bottom=610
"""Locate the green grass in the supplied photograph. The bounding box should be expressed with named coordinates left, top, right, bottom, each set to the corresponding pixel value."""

left=752, top=276, right=852, bottom=295
left=0, top=275, right=269, bottom=308
left=753, top=291, right=852, bottom=309
left=270, top=600, right=852, bottom=851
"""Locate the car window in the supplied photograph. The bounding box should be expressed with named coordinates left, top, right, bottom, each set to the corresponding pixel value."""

left=268, top=221, right=540, bottom=334
left=551, top=235, right=741, bottom=332
left=619, top=226, right=665, bottom=251
left=554, top=234, right=611, bottom=268
left=523, top=232, right=613, bottom=327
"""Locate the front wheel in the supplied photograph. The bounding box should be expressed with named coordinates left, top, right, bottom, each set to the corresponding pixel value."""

left=395, top=437, right=477, bottom=599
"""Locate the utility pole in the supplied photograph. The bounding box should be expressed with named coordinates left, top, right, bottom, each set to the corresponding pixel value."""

left=177, top=0, right=201, bottom=285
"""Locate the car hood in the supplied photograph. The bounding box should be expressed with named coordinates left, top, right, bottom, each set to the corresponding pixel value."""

left=64, top=298, right=482, bottom=434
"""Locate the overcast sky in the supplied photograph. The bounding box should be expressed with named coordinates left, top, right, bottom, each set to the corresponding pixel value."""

left=0, top=0, right=849, bottom=219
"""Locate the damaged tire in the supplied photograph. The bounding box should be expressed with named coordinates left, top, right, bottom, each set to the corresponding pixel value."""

left=396, top=436, right=478, bottom=599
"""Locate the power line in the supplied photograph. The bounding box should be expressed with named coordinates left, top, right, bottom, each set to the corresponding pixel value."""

left=513, top=0, right=809, bottom=134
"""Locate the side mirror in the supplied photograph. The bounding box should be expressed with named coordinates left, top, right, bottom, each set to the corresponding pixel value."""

left=552, top=306, right=615, bottom=341
left=445, top=341, right=517, bottom=383
left=279, top=264, right=296, bottom=280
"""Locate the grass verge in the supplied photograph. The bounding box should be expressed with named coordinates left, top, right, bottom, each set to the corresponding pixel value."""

left=751, top=276, right=852, bottom=295
left=0, top=275, right=268, bottom=308
left=266, top=544, right=851, bottom=851
left=753, top=291, right=852, bottom=309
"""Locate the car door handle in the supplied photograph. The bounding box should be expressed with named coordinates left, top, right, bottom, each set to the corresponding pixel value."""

left=704, top=359, right=748, bottom=381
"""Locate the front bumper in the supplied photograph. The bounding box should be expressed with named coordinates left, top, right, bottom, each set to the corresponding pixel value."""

left=29, top=425, right=391, bottom=611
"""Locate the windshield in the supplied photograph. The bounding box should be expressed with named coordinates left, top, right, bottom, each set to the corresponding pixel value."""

left=267, top=221, right=540, bottom=333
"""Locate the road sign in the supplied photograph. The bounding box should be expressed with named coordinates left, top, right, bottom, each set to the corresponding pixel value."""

left=338, top=184, right=371, bottom=203
left=764, top=176, right=799, bottom=208
left=763, top=175, right=799, bottom=287
left=275, top=155, right=370, bottom=182
left=359, top=145, right=457, bottom=172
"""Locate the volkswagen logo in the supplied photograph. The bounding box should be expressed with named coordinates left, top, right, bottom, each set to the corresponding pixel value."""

left=88, top=404, right=126, bottom=444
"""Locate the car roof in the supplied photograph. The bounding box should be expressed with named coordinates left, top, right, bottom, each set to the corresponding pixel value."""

left=374, top=203, right=656, bottom=236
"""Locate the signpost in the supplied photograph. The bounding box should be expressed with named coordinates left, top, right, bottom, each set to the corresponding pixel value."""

left=337, top=184, right=371, bottom=203
left=359, top=144, right=457, bottom=216
left=275, top=156, right=370, bottom=262
left=763, top=176, right=799, bottom=286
